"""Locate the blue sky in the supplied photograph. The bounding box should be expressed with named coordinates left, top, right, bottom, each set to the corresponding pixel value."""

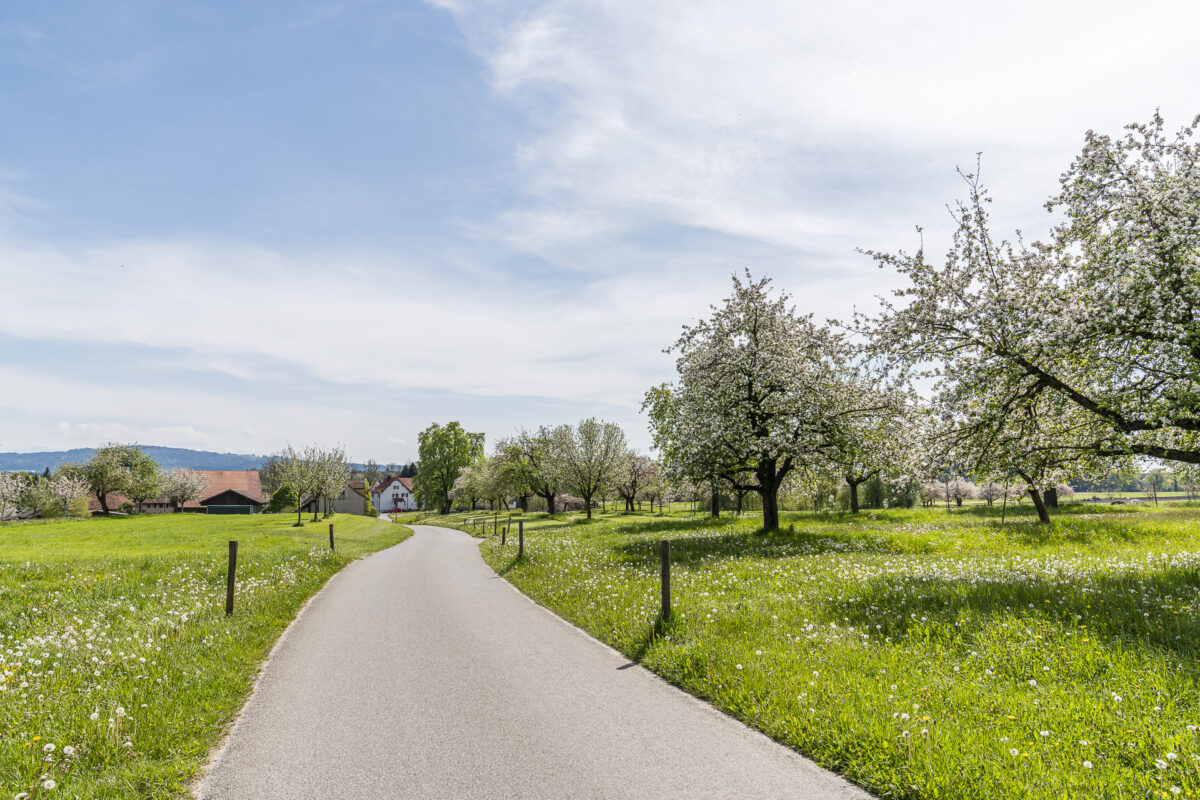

left=1, top=0, right=1198, bottom=462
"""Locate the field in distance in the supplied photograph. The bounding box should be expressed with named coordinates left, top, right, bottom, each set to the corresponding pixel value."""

left=0, top=513, right=410, bottom=799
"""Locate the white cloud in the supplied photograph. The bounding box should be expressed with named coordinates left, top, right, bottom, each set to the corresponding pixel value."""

left=435, top=0, right=1200, bottom=258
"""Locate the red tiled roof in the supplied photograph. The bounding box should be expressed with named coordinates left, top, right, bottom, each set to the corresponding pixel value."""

left=398, top=477, right=414, bottom=492
left=87, top=470, right=265, bottom=512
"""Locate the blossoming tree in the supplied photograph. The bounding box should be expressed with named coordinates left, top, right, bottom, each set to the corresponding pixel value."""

left=647, top=272, right=855, bottom=531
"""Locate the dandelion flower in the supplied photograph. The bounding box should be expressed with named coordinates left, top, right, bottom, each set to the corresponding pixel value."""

left=41, top=781, right=55, bottom=791
left=1009, top=748, right=1019, bottom=756
left=1156, top=759, right=1169, bottom=770
left=1083, top=760, right=1093, bottom=769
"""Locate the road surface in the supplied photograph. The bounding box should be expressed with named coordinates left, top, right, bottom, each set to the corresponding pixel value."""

left=198, top=524, right=871, bottom=799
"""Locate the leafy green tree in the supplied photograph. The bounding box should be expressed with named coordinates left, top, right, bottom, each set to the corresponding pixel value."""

left=80, top=444, right=156, bottom=514
left=125, top=462, right=164, bottom=515
left=267, top=484, right=298, bottom=512
left=414, top=422, right=484, bottom=515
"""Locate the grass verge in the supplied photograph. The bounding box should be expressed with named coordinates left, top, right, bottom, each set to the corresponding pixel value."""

left=0, top=513, right=409, bottom=798
left=433, top=504, right=1200, bottom=799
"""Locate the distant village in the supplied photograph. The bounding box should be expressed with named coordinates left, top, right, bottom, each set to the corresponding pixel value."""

left=0, top=445, right=423, bottom=521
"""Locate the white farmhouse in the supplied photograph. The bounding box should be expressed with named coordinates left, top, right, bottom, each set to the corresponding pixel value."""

left=372, top=476, right=418, bottom=512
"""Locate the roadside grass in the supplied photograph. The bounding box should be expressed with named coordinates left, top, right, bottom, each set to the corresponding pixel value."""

left=431, top=504, right=1200, bottom=799
left=0, top=513, right=409, bottom=799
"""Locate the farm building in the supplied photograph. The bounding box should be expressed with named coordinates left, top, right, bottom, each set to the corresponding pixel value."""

left=300, top=480, right=372, bottom=516
left=372, top=476, right=418, bottom=512
left=88, top=470, right=267, bottom=514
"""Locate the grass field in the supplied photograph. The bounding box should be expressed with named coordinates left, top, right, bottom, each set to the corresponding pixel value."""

left=434, top=503, right=1200, bottom=799
left=0, top=512, right=409, bottom=799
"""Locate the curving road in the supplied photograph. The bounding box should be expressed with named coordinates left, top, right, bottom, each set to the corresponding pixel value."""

left=198, top=524, right=871, bottom=799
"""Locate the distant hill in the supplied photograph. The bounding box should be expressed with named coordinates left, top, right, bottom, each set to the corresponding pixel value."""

left=0, top=446, right=267, bottom=473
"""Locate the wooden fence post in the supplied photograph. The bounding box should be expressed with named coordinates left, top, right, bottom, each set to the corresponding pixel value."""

left=518, top=520, right=524, bottom=559
left=226, top=540, right=238, bottom=617
left=660, top=539, right=671, bottom=622
left=501, top=525, right=506, bottom=545
left=329, top=523, right=335, bottom=551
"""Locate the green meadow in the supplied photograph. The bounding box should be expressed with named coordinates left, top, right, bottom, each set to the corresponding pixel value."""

left=437, top=503, right=1200, bottom=800
left=0, top=513, right=409, bottom=799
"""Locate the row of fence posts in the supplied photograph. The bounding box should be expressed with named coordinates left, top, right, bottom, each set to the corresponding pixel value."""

left=225, top=518, right=671, bottom=622
left=465, top=515, right=670, bottom=621
left=225, top=522, right=338, bottom=617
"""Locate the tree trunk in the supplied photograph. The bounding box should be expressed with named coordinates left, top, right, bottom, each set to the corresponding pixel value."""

left=585, top=493, right=593, bottom=519
left=762, top=485, right=780, bottom=531
left=848, top=479, right=861, bottom=514
left=548, top=493, right=556, bottom=514
left=711, top=489, right=720, bottom=518
left=1044, top=486, right=1058, bottom=508
left=98, top=492, right=109, bottom=514
left=440, top=496, right=451, bottom=515
left=1026, top=486, right=1051, bottom=524
left=520, top=495, right=529, bottom=512
left=735, top=491, right=744, bottom=513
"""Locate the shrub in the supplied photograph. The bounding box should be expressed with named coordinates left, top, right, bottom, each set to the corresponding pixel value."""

left=267, top=484, right=298, bottom=513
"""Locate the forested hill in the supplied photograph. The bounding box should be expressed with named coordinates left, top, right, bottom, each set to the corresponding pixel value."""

left=0, top=446, right=266, bottom=473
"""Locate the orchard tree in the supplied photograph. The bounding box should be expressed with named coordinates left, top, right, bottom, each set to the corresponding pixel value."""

left=639, top=461, right=668, bottom=513
left=316, top=447, right=350, bottom=518
left=125, top=465, right=164, bottom=515
left=979, top=482, right=1005, bottom=506
left=614, top=450, right=655, bottom=512
left=824, top=379, right=922, bottom=513
left=549, top=419, right=627, bottom=519
left=279, top=445, right=323, bottom=524
left=49, top=471, right=91, bottom=516
left=508, top=427, right=562, bottom=513
left=414, top=422, right=484, bottom=515
left=17, top=474, right=52, bottom=517
left=80, top=444, right=135, bottom=514
left=163, top=468, right=211, bottom=513
left=865, top=115, right=1200, bottom=486
left=0, top=473, right=21, bottom=522
left=646, top=272, right=850, bottom=530
left=493, top=439, right=537, bottom=511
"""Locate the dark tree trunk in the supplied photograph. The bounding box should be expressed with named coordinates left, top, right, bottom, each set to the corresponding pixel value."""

left=848, top=479, right=861, bottom=514
left=762, top=486, right=780, bottom=531
left=1026, top=486, right=1051, bottom=524
left=98, top=493, right=109, bottom=514
left=1044, top=487, right=1058, bottom=508
left=584, top=494, right=593, bottom=519
left=711, top=489, right=720, bottom=518
left=735, top=491, right=744, bottom=513
left=520, top=495, right=529, bottom=512
left=440, top=497, right=452, bottom=515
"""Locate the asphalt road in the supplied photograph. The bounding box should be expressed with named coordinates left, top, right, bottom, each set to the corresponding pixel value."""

left=198, top=524, right=872, bottom=799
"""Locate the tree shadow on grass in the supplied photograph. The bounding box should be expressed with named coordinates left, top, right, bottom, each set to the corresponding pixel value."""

left=831, top=564, right=1200, bottom=660
left=610, top=525, right=898, bottom=568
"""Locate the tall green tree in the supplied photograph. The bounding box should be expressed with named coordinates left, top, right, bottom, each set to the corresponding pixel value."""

left=413, top=422, right=484, bottom=515
left=81, top=444, right=157, bottom=514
